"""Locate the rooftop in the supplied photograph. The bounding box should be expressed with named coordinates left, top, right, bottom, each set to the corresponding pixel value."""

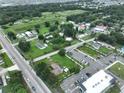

left=82, top=70, right=114, bottom=93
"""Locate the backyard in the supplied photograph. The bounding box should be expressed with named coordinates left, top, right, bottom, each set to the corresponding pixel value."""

left=18, top=40, right=53, bottom=59
left=108, top=62, right=124, bottom=80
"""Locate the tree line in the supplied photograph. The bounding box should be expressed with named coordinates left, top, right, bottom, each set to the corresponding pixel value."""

left=0, top=3, right=84, bottom=25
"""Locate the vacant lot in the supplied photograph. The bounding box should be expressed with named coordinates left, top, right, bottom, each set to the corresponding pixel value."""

left=36, top=54, right=78, bottom=69
left=78, top=45, right=100, bottom=58
left=98, top=46, right=112, bottom=54
left=108, top=62, right=124, bottom=80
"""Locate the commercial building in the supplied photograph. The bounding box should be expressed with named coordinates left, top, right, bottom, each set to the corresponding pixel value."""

left=80, top=70, right=115, bottom=93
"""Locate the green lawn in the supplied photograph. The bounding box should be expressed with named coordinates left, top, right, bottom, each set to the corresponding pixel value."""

left=106, top=84, right=120, bottom=93
left=22, top=40, right=53, bottom=59
left=78, top=45, right=100, bottom=58
left=36, top=54, right=78, bottom=69
left=82, top=35, right=94, bottom=40
left=0, top=53, right=13, bottom=68
left=108, top=62, right=124, bottom=80
left=98, top=46, right=112, bottom=54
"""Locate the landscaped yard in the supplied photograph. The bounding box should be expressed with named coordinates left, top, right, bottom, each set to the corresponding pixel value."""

left=108, top=62, right=124, bottom=80
left=78, top=45, right=100, bottom=58
left=0, top=53, right=13, bottom=68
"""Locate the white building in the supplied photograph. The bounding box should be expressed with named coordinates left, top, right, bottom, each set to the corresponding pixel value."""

left=81, top=70, right=115, bottom=93
left=93, top=26, right=107, bottom=33
left=25, top=31, right=33, bottom=38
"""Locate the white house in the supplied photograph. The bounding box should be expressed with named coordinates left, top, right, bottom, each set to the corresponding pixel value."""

left=93, top=25, right=107, bottom=33
left=25, top=31, right=33, bottom=38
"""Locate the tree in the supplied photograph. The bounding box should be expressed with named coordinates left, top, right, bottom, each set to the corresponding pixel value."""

left=62, top=23, right=76, bottom=38
left=44, top=22, right=50, bottom=27
left=34, top=24, right=40, bottom=29
left=7, top=32, right=16, bottom=40
left=55, top=21, right=59, bottom=25
left=58, top=49, right=66, bottom=56
left=49, top=25, right=58, bottom=32
left=18, top=39, right=31, bottom=52
left=70, top=66, right=80, bottom=74
left=38, top=34, right=44, bottom=41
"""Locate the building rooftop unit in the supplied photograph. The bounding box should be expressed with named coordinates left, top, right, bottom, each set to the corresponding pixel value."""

left=81, top=70, right=115, bottom=93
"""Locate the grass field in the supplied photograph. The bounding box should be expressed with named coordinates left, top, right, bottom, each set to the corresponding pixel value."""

left=5, top=10, right=86, bottom=34
left=78, top=45, right=100, bottom=58
left=108, top=62, right=124, bottom=80
left=21, top=40, right=53, bottom=59
left=98, top=46, right=112, bottom=54
left=36, top=54, right=77, bottom=69
left=0, top=53, right=13, bottom=68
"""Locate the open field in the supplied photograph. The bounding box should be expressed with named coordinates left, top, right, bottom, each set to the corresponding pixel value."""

left=4, top=10, right=86, bottom=34
left=35, top=54, right=78, bottom=69
left=0, top=53, right=13, bottom=68
left=108, top=62, right=124, bottom=80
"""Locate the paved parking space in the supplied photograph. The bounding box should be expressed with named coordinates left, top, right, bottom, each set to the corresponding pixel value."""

left=67, top=49, right=94, bottom=65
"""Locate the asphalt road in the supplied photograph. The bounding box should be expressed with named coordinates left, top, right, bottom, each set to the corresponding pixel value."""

left=0, top=28, right=52, bottom=93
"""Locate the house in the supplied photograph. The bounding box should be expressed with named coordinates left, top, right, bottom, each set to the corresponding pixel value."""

left=80, top=70, right=115, bottom=93
left=93, top=25, right=107, bottom=33
left=25, top=31, right=33, bottom=38
left=59, top=32, right=64, bottom=37
left=78, top=23, right=86, bottom=31
left=65, top=37, right=73, bottom=41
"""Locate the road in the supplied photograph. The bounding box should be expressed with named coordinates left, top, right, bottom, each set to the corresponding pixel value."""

left=33, top=38, right=94, bottom=62
left=0, top=28, right=52, bottom=93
